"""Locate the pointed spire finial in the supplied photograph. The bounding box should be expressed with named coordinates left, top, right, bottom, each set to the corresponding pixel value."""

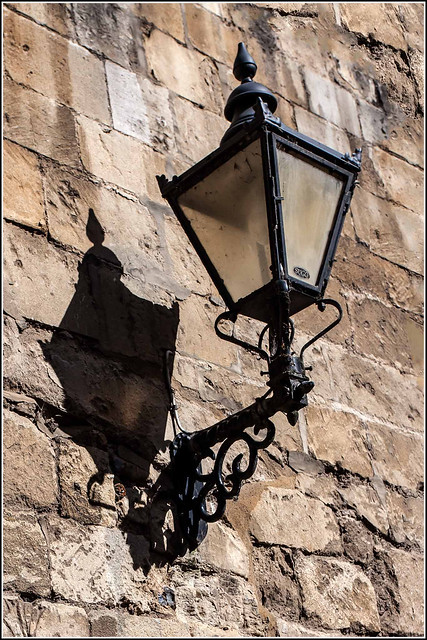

left=233, top=42, right=257, bottom=82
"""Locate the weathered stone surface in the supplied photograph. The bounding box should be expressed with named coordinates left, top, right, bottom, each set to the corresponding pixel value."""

left=3, top=140, right=45, bottom=230
left=3, top=510, right=50, bottom=597
left=3, top=222, right=79, bottom=328
left=7, top=2, right=75, bottom=37
left=295, top=473, right=339, bottom=507
left=340, top=516, right=374, bottom=565
left=184, top=3, right=239, bottom=65
left=121, top=2, right=185, bottom=42
left=170, top=566, right=265, bottom=635
left=58, top=439, right=116, bottom=526
left=46, top=515, right=151, bottom=607
left=340, top=3, right=407, bottom=50
left=193, top=521, right=250, bottom=578
left=351, top=188, right=424, bottom=274
left=253, top=546, right=301, bottom=619
left=384, top=548, right=424, bottom=635
left=304, top=69, right=360, bottom=136
left=77, top=115, right=166, bottom=202
left=4, top=8, right=111, bottom=123
left=4, top=76, right=80, bottom=167
left=349, top=297, right=423, bottom=372
left=386, top=489, right=424, bottom=547
left=106, top=61, right=175, bottom=153
left=366, top=422, right=423, bottom=490
left=278, top=619, right=342, bottom=637
left=145, top=29, right=222, bottom=114
left=370, top=146, right=423, bottom=214
left=287, top=450, right=324, bottom=475
left=305, top=406, right=373, bottom=478
left=295, top=106, right=351, bottom=153
left=338, top=483, right=389, bottom=535
left=3, top=407, right=57, bottom=508
left=32, top=601, right=90, bottom=638
left=295, top=555, right=380, bottom=632
left=171, top=94, right=225, bottom=163
left=250, top=487, right=341, bottom=552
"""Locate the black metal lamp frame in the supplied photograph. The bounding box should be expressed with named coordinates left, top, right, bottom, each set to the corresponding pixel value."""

left=157, top=44, right=361, bottom=549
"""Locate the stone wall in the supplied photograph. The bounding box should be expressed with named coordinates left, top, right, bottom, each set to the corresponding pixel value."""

left=3, top=2, right=424, bottom=637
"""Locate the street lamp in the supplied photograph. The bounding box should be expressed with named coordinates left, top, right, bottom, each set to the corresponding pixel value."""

left=157, top=43, right=361, bottom=548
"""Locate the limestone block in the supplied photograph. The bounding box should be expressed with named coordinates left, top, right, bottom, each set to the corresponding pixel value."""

left=176, top=296, right=239, bottom=368
left=193, top=521, right=250, bottom=578
left=30, top=602, right=90, bottom=638
left=386, top=490, right=424, bottom=547
left=58, top=439, right=116, bottom=526
left=384, top=548, right=424, bottom=635
left=145, top=29, right=223, bottom=114
left=77, top=115, right=166, bottom=202
left=304, top=406, right=373, bottom=478
left=3, top=222, right=79, bottom=329
left=397, top=2, right=424, bottom=51
left=4, top=76, right=80, bottom=167
left=338, top=483, right=389, bottom=535
left=171, top=567, right=265, bottom=634
left=117, top=612, right=192, bottom=637
left=295, top=474, right=339, bottom=507
left=366, top=423, right=423, bottom=491
left=3, top=408, right=57, bottom=508
left=295, top=555, right=380, bottom=632
left=278, top=620, right=342, bottom=637
left=184, top=4, right=240, bottom=65
left=46, top=515, right=151, bottom=607
left=295, top=106, right=351, bottom=153
left=44, top=165, right=168, bottom=293
left=171, top=94, right=225, bottom=163
left=119, top=2, right=185, bottom=42
left=3, top=140, right=45, bottom=230
left=340, top=517, right=374, bottom=565
left=106, top=61, right=175, bottom=153
left=351, top=188, right=424, bottom=274
left=73, top=3, right=141, bottom=69
left=334, top=236, right=423, bottom=315
left=340, top=3, right=407, bottom=50
left=253, top=546, right=301, bottom=618
left=250, top=487, right=342, bottom=552
left=4, top=8, right=111, bottom=123
left=7, top=3, right=75, bottom=37
left=370, top=147, right=423, bottom=214
left=3, top=510, right=50, bottom=597
left=304, top=69, right=360, bottom=136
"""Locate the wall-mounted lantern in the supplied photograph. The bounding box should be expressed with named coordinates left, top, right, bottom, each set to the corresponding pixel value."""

left=157, top=43, right=361, bottom=548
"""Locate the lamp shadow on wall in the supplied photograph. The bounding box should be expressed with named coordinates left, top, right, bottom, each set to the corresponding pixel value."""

left=41, top=208, right=190, bottom=569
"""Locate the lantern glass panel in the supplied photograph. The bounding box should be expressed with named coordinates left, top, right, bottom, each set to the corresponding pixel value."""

left=277, top=143, right=346, bottom=287
left=178, top=138, right=271, bottom=301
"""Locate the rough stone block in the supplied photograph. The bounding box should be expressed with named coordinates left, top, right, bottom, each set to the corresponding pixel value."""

left=370, top=146, right=423, bottom=214
left=145, top=29, right=223, bottom=114
left=295, top=106, right=351, bottom=153
left=58, top=439, right=116, bottom=526
left=120, top=1, right=185, bottom=42
left=304, top=405, right=373, bottom=478
left=171, top=94, right=225, bottom=163
left=3, top=140, right=45, bottom=230
left=3, top=408, right=57, bottom=508
left=73, top=3, right=141, bottom=69
left=366, top=422, right=423, bottom=491
left=295, top=473, right=339, bottom=507
left=295, top=555, right=380, bottom=632
left=340, top=3, right=407, bottom=50
left=77, top=115, right=166, bottom=202
left=106, top=61, right=175, bottom=153
left=338, top=482, right=389, bottom=534
left=386, top=489, right=424, bottom=547
left=193, top=521, right=250, bottom=578
left=349, top=298, right=423, bottom=372
left=4, top=76, right=80, bottom=167
left=278, top=619, right=341, bottom=637
left=46, top=515, right=151, bottom=607
left=3, top=510, right=51, bottom=597
left=7, top=2, right=75, bottom=37
left=304, top=69, right=360, bottom=136
left=4, top=8, right=111, bottom=123
left=253, top=546, right=301, bottom=619
left=32, top=601, right=90, bottom=637
left=384, top=548, right=424, bottom=635
left=340, top=516, right=374, bottom=565
left=3, top=222, right=79, bottom=329
left=351, top=188, right=424, bottom=274
left=250, top=487, right=341, bottom=552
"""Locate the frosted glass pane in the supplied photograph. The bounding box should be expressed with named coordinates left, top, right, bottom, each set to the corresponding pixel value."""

left=178, top=139, right=271, bottom=301
left=277, top=145, right=345, bottom=287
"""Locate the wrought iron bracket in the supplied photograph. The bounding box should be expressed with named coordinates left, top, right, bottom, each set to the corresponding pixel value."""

left=165, top=290, right=343, bottom=549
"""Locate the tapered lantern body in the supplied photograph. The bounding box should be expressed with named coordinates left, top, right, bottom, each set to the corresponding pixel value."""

left=158, top=44, right=361, bottom=323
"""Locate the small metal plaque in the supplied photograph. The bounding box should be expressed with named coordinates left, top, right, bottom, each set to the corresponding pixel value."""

left=293, top=266, right=310, bottom=279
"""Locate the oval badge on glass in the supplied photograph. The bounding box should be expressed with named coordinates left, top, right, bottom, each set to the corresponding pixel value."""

left=293, top=266, right=310, bottom=279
